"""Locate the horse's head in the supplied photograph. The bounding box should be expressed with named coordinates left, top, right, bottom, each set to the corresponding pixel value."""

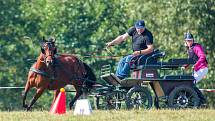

left=40, top=37, right=57, bottom=67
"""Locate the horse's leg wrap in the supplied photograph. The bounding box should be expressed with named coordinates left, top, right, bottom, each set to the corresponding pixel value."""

left=23, top=82, right=31, bottom=109
left=27, top=88, right=45, bottom=111
left=22, top=91, right=28, bottom=109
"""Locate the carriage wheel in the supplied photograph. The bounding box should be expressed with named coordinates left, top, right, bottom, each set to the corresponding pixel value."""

left=95, top=96, right=105, bottom=110
left=126, top=85, right=152, bottom=109
left=105, top=92, right=122, bottom=110
left=95, top=92, right=123, bottom=110
left=168, top=86, right=200, bottom=109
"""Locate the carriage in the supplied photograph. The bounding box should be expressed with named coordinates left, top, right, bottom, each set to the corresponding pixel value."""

left=93, top=49, right=200, bottom=109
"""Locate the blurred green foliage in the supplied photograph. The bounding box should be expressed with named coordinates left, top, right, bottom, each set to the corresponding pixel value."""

left=0, top=0, right=214, bottom=110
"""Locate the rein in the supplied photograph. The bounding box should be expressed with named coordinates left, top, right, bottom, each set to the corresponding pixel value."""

left=72, top=47, right=127, bottom=59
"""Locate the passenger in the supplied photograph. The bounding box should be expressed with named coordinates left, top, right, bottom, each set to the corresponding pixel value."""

left=184, top=32, right=208, bottom=105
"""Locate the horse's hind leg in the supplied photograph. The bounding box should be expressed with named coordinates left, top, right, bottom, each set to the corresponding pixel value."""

left=52, top=89, right=60, bottom=104
left=69, top=85, right=83, bottom=109
left=27, top=88, right=45, bottom=111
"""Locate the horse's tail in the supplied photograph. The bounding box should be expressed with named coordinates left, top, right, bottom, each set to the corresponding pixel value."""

left=83, top=62, right=97, bottom=88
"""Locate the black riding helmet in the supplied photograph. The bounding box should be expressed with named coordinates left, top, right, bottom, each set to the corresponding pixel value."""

left=184, top=32, right=194, bottom=41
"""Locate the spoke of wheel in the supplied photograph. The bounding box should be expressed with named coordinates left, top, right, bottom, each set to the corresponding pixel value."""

left=173, top=98, right=178, bottom=102
left=178, top=91, right=183, bottom=97
left=187, top=94, right=193, bottom=100
left=173, top=98, right=178, bottom=104
left=184, top=91, right=187, bottom=97
left=188, top=101, right=194, bottom=106
left=142, top=101, right=148, bottom=108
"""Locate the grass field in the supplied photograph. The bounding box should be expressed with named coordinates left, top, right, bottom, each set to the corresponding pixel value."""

left=0, top=109, right=215, bottom=121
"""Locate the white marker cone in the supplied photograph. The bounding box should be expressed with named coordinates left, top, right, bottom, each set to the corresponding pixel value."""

left=73, top=99, right=92, bottom=115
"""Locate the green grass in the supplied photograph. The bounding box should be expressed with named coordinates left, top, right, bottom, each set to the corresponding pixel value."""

left=0, top=109, right=215, bottom=121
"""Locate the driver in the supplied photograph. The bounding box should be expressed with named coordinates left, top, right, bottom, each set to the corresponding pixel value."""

left=106, top=20, right=154, bottom=79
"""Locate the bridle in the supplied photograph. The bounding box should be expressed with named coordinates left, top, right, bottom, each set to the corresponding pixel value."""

left=41, top=41, right=57, bottom=65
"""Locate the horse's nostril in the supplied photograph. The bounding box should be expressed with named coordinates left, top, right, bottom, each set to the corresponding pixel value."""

left=46, top=60, right=50, bottom=63
left=46, top=60, right=53, bottom=66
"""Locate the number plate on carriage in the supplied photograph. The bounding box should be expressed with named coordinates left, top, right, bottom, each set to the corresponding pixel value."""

left=146, top=73, right=154, bottom=78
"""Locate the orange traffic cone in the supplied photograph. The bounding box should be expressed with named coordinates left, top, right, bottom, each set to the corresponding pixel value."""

left=49, top=88, right=66, bottom=115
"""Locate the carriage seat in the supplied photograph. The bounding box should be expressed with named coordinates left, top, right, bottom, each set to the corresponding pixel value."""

left=167, top=58, right=195, bottom=65
left=163, top=75, right=194, bottom=81
left=131, top=49, right=165, bottom=70
left=137, top=50, right=165, bottom=65
left=156, top=58, right=195, bottom=69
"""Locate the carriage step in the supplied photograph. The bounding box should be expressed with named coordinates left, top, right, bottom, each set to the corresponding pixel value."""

left=120, top=78, right=150, bottom=87
left=100, top=73, right=122, bottom=86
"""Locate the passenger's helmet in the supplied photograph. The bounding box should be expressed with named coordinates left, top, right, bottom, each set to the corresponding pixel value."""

left=184, top=32, right=194, bottom=41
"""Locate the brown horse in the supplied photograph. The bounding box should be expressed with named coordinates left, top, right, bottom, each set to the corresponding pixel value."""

left=22, top=38, right=96, bottom=111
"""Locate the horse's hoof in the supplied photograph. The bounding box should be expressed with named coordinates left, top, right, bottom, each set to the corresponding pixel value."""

left=69, top=105, right=72, bottom=110
left=23, top=104, right=28, bottom=109
left=26, top=107, right=32, bottom=111
left=69, top=102, right=73, bottom=110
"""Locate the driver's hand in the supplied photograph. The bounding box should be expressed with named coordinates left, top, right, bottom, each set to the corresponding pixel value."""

left=133, top=51, right=140, bottom=56
left=106, top=42, right=113, bottom=48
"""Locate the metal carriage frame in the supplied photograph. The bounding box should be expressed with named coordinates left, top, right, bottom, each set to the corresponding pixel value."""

left=94, top=49, right=201, bottom=110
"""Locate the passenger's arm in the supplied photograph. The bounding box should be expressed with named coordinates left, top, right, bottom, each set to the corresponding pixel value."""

left=193, top=45, right=207, bottom=70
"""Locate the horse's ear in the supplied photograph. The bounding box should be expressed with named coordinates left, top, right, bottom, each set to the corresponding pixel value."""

left=41, top=47, right=45, bottom=54
left=49, top=37, right=55, bottom=43
left=39, top=41, right=45, bottom=47
left=42, top=36, right=47, bottom=42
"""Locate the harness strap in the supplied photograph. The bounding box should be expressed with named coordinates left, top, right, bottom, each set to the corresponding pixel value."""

left=30, top=67, right=49, bottom=77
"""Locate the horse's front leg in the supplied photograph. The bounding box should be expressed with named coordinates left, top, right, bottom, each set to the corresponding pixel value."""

left=22, top=81, right=32, bottom=109
left=26, top=88, right=45, bottom=111
left=69, top=85, right=83, bottom=109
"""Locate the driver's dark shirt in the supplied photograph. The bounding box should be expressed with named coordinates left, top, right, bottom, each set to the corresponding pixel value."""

left=127, top=27, right=153, bottom=51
